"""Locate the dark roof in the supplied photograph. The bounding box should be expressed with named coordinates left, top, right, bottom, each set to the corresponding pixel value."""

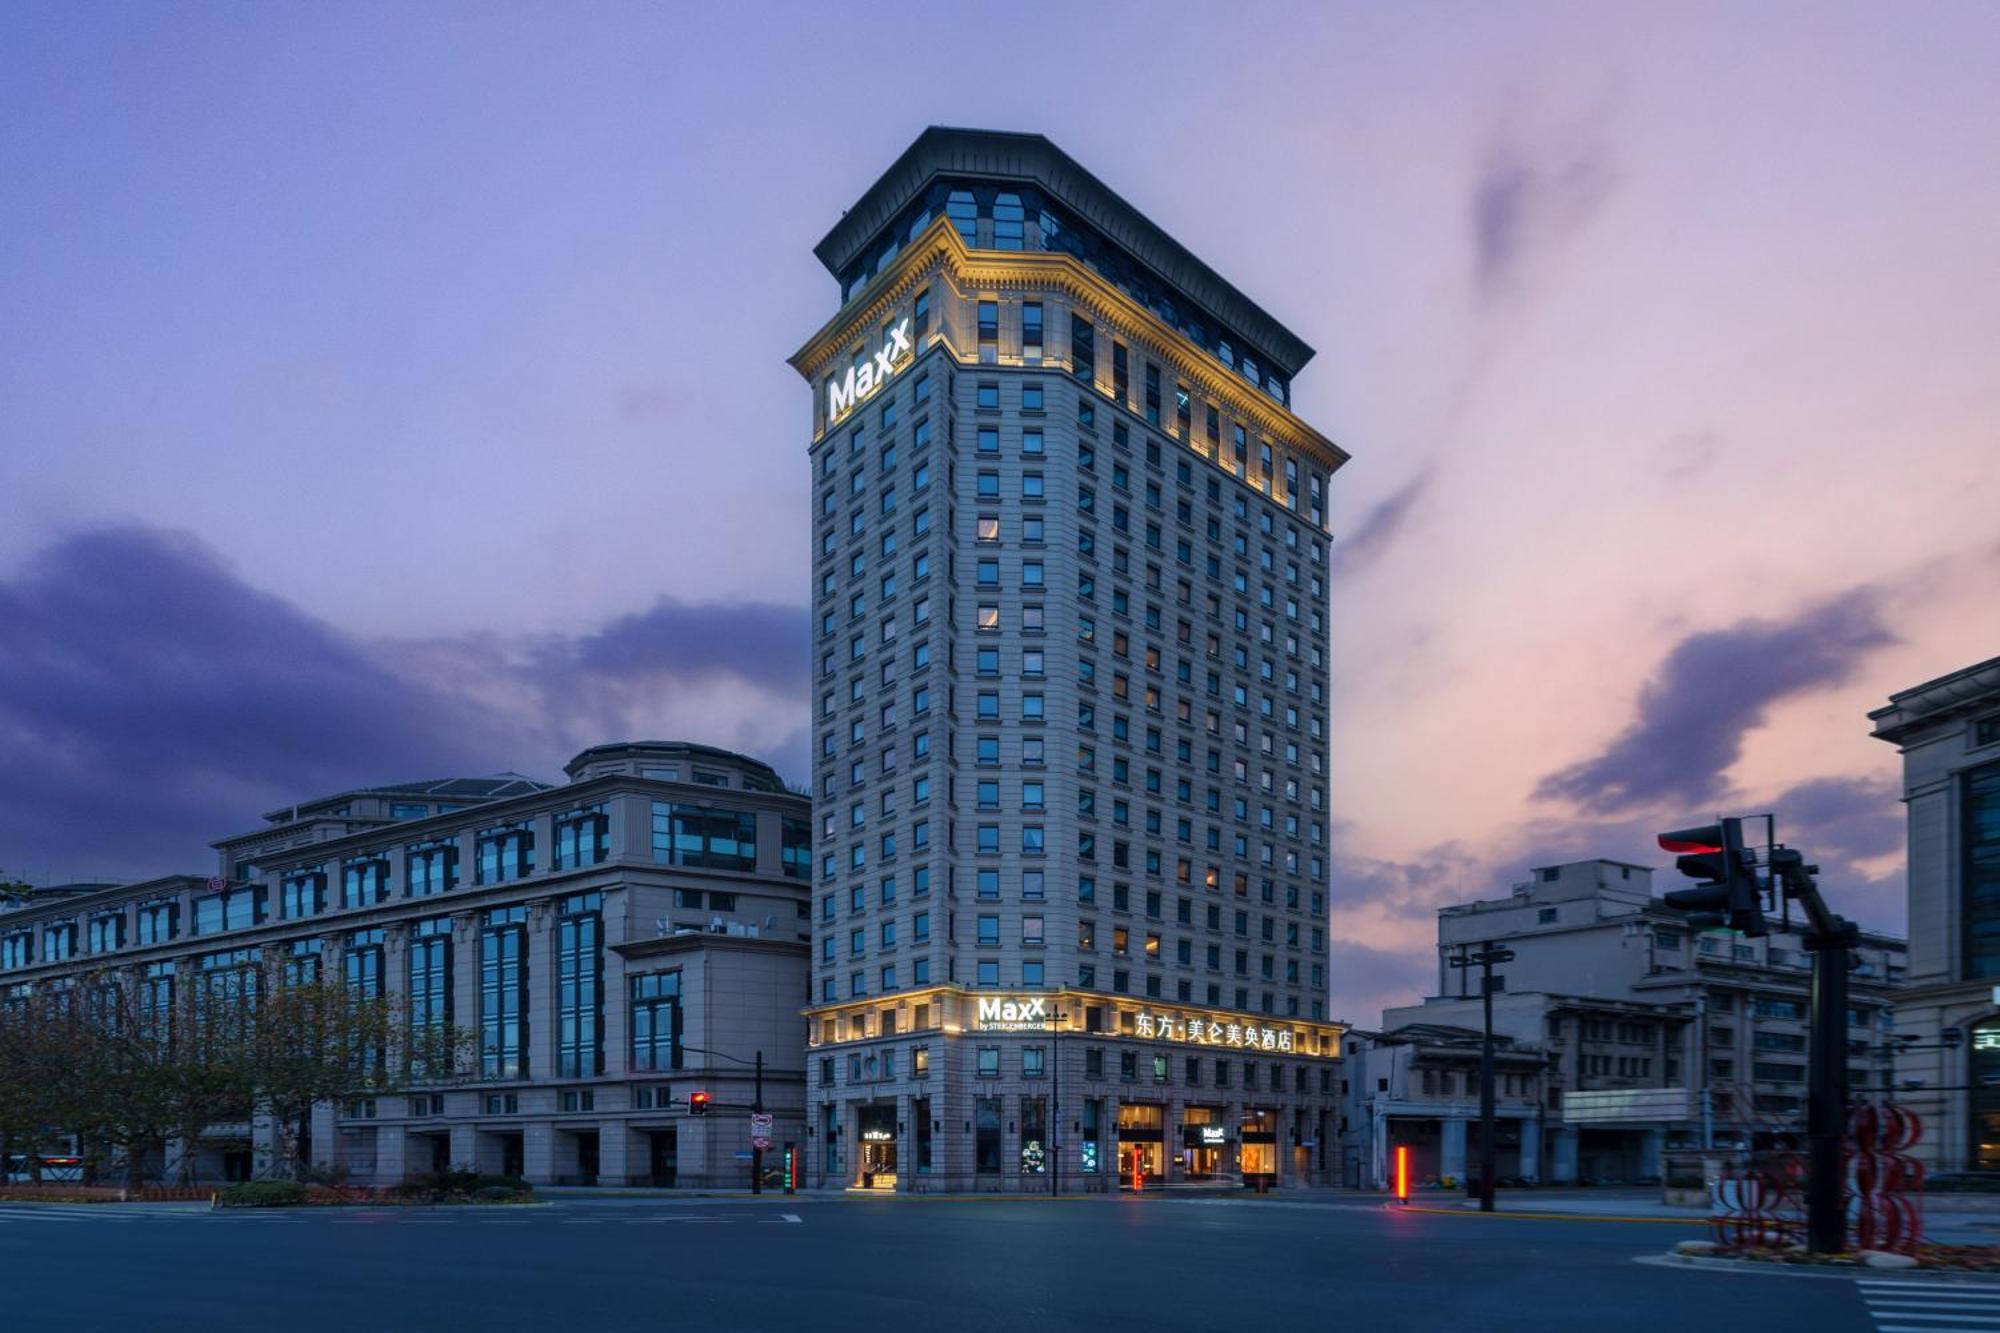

left=563, top=741, right=788, bottom=791
left=815, top=126, right=1315, bottom=377
left=258, top=774, right=553, bottom=823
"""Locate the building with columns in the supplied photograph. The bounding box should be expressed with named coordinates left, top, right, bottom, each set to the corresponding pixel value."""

left=0, top=741, right=813, bottom=1188
left=1870, top=654, right=2000, bottom=1175
left=791, top=127, right=1348, bottom=1192
left=1340, top=857, right=1906, bottom=1189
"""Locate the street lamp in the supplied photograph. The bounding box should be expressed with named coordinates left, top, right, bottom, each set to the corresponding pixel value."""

left=1047, top=1003, right=1068, bottom=1198
left=1448, top=941, right=1515, bottom=1214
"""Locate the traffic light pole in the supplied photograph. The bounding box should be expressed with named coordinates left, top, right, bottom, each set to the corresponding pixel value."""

left=1772, top=849, right=1859, bottom=1255
left=1805, top=931, right=1848, bottom=1252
left=752, top=1049, right=764, bottom=1196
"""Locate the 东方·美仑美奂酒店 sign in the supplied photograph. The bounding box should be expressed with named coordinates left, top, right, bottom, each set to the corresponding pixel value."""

left=789, top=127, right=1350, bottom=1194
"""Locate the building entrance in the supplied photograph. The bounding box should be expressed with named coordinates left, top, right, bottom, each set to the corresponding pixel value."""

left=1182, top=1107, right=1228, bottom=1180
left=857, top=1105, right=897, bottom=1190
left=1239, top=1110, right=1277, bottom=1185
left=1117, top=1104, right=1164, bottom=1187
left=648, top=1129, right=678, bottom=1187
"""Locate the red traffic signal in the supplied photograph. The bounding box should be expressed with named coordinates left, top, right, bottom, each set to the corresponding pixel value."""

left=687, top=1090, right=712, bottom=1116
left=1657, top=817, right=1766, bottom=937
left=1657, top=828, right=1725, bottom=855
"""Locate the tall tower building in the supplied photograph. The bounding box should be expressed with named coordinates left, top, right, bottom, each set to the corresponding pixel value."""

left=791, top=128, right=1348, bottom=1193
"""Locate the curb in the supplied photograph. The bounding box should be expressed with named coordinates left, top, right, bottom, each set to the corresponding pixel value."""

left=1640, top=1252, right=2000, bottom=1283
left=1400, top=1204, right=1698, bottom=1226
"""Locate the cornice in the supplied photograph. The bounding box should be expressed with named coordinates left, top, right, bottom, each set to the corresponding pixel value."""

left=791, top=217, right=1347, bottom=474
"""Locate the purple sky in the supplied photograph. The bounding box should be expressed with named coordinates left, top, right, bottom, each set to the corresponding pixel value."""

left=4, top=3, right=1997, bottom=1024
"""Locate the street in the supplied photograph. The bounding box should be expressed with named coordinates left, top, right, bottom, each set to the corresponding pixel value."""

left=0, top=1194, right=1919, bottom=1333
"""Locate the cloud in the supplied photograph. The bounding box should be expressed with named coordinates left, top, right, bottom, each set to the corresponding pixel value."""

left=1329, top=938, right=1433, bottom=1029
left=0, top=525, right=810, bottom=881
left=543, top=597, right=809, bottom=695
left=1329, top=469, right=1431, bottom=580
left=1533, top=588, right=1897, bottom=815
left=1471, top=121, right=1619, bottom=304
left=0, top=526, right=509, bottom=880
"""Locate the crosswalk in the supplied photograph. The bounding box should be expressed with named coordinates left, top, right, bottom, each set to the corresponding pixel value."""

left=1860, top=1279, right=2000, bottom=1332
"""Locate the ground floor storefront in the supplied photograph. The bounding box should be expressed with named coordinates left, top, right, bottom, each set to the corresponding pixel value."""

left=806, top=989, right=1345, bottom=1194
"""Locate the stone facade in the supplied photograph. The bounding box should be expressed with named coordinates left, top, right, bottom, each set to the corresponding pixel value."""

left=0, top=741, right=812, bottom=1189
left=1871, top=655, right=2000, bottom=1174
left=791, top=129, right=1348, bottom=1191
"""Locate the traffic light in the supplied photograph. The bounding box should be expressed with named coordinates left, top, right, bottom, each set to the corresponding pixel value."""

left=688, top=1090, right=712, bottom=1116
left=1657, top=817, right=1766, bottom=937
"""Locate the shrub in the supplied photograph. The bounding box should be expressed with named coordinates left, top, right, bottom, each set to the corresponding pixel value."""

left=474, top=1185, right=523, bottom=1202
left=218, top=1180, right=308, bottom=1208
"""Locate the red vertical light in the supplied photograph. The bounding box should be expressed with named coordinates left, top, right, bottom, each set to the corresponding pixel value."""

left=1394, top=1145, right=1409, bottom=1204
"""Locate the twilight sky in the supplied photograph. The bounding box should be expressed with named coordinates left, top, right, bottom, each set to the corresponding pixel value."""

left=3, top=2, right=1997, bottom=1024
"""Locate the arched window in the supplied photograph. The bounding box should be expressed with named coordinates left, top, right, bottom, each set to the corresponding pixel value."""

left=946, top=190, right=977, bottom=244
left=992, top=192, right=1024, bottom=250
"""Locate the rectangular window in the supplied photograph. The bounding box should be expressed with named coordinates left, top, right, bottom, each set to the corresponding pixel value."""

left=651, top=803, right=759, bottom=871
left=556, top=893, right=603, bottom=1078
left=1022, top=303, right=1043, bottom=361
left=475, top=826, right=534, bottom=885
left=407, top=918, right=452, bottom=1079
left=554, top=807, right=610, bottom=870
left=630, top=971, right=683, bottom=1073
left=480, top=906, right=529, bottom=1078
left=406, top=841, right=459, bottom=898
left=1071, top=313, right=1095, bottom=384
left=342, top=857, right=390, bottom=909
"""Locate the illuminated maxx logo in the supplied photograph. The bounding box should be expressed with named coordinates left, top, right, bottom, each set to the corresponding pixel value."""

left=826, top=319, right=913, bottom=421
left=977, top=996, right=1049, bottom=1029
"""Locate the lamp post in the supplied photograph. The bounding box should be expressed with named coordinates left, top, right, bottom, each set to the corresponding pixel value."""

left=1449, top=941, right=1515, bottom=1213
left=1049, top=1004, right=1067, bottom=1198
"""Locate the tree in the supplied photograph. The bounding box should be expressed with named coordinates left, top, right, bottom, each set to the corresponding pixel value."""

left=0, top=960, right=473, bottom=1185
left=248, top=978, right=472, bottom=1180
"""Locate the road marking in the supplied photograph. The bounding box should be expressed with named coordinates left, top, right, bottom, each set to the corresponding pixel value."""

left=767, top=1213, right=803, bottom=1224
left=1862, top=1282, right=2000, bottom=1333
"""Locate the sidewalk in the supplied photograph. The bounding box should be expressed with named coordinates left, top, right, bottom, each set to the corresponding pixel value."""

left=1428, top=1187, right=2000, bottom=1242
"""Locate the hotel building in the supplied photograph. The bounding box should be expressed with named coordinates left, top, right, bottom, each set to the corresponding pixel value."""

left=790, top=128, right=1348, bottom=1191
left=0, top=742, right=812, bottom=1188
left=1871, top=655, right=2000, bottom=1174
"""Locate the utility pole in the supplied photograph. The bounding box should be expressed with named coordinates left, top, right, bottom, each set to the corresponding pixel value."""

left=1449, top=941, right=1515, bottom=1212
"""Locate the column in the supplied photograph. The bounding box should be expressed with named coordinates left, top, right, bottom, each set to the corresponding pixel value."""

left=1371, top=1104, right=1389, bottom=1190
left=1638, top=1128, right=1665, bottom=1180
left=599, top=1122, right=636, bottom=1189
left=375, top=1128, right=410, bottom=1187
left=448, top=1123, right=478, bottom=1172
left=1518, top=1116, right=1541, bottom=1183
left=522, top=1121, right=555, bottom=1185
left=1440, top=1117, right=1468, bottom=1181
left=1549, top=1127, right=1579, bottom=1183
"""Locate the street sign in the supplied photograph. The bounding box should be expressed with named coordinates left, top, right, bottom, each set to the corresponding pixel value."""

left=751, top=1112, right=774, bottom=1150
left=733, top=1151, right=755, bottom=1160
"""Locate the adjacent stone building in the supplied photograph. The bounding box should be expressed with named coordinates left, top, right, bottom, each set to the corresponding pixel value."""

left=0, top=741, right=813, bottom=1188
left=1871, top=654, right=2000, bottom=1174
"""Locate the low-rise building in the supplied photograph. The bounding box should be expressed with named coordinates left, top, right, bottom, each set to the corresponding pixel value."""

left=0, top=740, right=812, bottom=1189
left=1341, top=857, right=1907, bottom=1188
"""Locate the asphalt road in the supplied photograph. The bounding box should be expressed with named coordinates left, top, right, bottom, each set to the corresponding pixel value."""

left=0, top=1194, right=1906, bottom=1332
